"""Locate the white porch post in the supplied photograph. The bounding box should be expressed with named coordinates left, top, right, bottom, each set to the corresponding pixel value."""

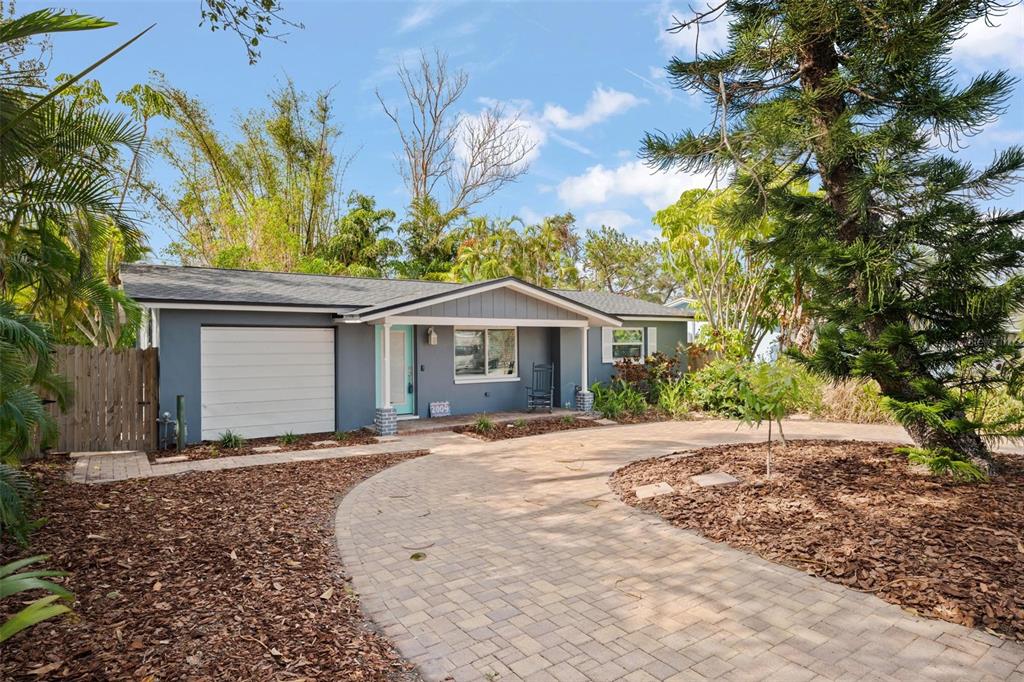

left=580, top=325, right=589, bottom=389
left=381, top=322, right=392, bottom=408
left=375, top=321, right=398, bottom=435
left=575, top=326, right=594, bottom=412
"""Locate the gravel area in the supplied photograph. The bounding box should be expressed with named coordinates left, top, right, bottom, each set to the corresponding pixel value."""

left=610, top=439, right=1024, bottom=641
left=1, top=452, right=425, bottom=680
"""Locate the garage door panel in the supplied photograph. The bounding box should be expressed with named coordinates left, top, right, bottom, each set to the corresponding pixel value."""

left=201, top=377, right=334, bottom=396
left=201, top=327, right=335, bottom=440
left=202, top=363, right=332, bottom=381
left=202, top=353, right=333, bottom=368
left=202, top=328, right=334, bottom=343
left=198, top=403, right=327, bottom=425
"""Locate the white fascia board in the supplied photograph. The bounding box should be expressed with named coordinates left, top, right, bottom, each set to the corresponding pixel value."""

left=350, top=279, right=622, bottom=327
left=364, top=316, right=589, bottom=328
left=140, top=301, right=350, bottom=314
left=618, top=315, right=693, bottom=321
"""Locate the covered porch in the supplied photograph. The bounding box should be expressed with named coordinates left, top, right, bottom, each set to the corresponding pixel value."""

left=338, top=278, right=621, bottom=435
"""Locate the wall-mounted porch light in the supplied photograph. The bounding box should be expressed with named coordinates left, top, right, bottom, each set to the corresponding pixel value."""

left=426, top=326, right=438, bottom=346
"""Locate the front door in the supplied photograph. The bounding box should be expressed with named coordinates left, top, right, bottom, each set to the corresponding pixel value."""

left=389, top=325, right=415, bottom=414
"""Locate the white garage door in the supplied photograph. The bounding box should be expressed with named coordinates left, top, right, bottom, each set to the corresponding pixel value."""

left=200, top=327, right=335, bottom=440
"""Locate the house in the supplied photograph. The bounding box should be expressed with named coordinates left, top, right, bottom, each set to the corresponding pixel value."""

left=121, top=264, right=694, bottom=442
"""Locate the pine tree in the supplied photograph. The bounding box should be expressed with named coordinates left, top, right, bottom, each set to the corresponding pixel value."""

left=642, top=0, right=1024, bottom=474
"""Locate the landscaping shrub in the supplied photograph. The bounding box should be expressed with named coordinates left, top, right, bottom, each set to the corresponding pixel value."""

left=591, top=380, right=648, bottom=419
left=278, top=431, right=299, bottom=446
left=611, top=352, right=681, bottom=403
left=656, top=379, right=690, bottom=418
left=686, top=359, right=750, bottom=417
left=473, top=415, right=495, bottom=433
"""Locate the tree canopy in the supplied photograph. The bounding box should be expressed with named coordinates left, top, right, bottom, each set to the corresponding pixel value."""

left=642, top=0, right=1024, bottom=472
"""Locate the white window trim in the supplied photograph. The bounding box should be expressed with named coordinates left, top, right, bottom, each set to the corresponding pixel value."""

left=454, top=327, right=519, bottom=382
left=610, top=327, right=645, bottom=364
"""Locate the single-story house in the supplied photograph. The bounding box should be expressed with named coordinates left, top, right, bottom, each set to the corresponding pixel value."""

left=121, top=264, right=694, bottom=442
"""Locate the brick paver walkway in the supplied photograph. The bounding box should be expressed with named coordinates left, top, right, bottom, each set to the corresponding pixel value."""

left=69, top=431, right=462, bottom=483
left=336, top=420, right=1024, bottom=681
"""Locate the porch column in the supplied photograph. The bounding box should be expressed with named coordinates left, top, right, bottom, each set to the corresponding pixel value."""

left=375, top=322, right=397, bottom=435
left=575, top=325, right=594, bottom=412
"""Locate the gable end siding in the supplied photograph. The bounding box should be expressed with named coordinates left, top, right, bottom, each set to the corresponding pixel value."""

left=403, top=288, right=586, bottom=321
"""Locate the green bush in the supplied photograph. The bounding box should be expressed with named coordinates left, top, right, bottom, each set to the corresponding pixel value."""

left=217, top=430, right=245, bottom=448
left=656, top=378, right=690, bottom=418
left=278, top=431, right=299, bottom=446
left=687, top=359, right=750, bottom=417
left=591, top=380, right=647, bottom=419
left=473, top=415, right=494, bottom=433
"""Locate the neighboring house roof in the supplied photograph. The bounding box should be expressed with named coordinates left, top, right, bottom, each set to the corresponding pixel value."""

left=664, top=296, right=698, bottom=319
left=121, top=263, right=687, bottom=321
left=556, top=290, right=692, bottom=319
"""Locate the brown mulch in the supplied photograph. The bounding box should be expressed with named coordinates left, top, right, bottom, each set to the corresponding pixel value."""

left=1, top=451, right=427, bottom=681
left=610, top=439, right=1024, bottom=641
left=453, top=415, right=600, bottom=441
left=610, top=408, right=675, bottom=424
left=148, top=429, right=379, bottom=462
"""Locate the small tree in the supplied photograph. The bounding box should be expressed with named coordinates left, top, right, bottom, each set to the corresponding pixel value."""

left=738, top=363, right=803, bottom=477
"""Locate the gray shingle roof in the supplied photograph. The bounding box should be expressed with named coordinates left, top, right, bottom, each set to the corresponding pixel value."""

left=121, top=264, right=461, bottom=309
left=121, top=263, right=689, bottom=319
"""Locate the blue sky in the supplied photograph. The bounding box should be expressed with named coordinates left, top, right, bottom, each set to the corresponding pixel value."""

left=30, top=0, right=1024, bottom=261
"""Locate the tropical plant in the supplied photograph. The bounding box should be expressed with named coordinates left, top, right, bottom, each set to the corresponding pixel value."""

left=451, top=213, right=581, bottom=287
left=0, top=302, right=68, bottom=463
left=656, top=379, right=690, bottom=418
left=218, top=430, right=244, bottom=448
left=0, top=463, right=39, bottom=544
left=642, top=0, right=1024, bottom=475
left=655, top=188, right=792, bottom=359
left=1, top=10, right=150, bottom=349
left=0, top=555, right=74, bottom=643
left=591, top=380, right=648, bottom=420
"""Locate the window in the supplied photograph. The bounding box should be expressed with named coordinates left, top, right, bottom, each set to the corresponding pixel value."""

left=455, top=327, right=518, bottom=381
left=612, top=328, right=644, bottom=360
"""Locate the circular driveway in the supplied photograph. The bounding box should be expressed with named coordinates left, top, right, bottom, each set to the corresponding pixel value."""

left=336, top=420, right=1024, bottom=681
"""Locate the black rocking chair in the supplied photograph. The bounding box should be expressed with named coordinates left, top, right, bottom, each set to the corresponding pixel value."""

left=526, top=362, right=554, bottom=412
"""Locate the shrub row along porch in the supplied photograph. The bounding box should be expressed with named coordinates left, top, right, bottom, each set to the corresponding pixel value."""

left=122, top=264, right=692, bottom=440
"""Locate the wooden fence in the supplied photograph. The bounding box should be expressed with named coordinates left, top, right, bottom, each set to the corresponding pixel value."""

left=48, top=345, right=159, bottom=452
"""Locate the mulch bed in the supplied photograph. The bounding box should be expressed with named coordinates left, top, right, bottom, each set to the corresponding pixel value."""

left=609, top=408, right=675, bottom=424
left=453, top=415, right=600, bottom=441
left=148, top=429, right=379, bottom=463
left=1, top=451, right=426, bottom=680
left=610, top=439, right=1024, bottom=641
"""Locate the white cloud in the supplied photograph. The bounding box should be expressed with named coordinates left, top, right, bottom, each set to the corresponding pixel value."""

left=582, top=209, right=638, bottom=230
left=517, top=205, right=545, bottom=224
left=549, top=132, right=595, bottom=157
left=541, top=87, right=643, bottom=131
left=953, top=4, right=1024, bottom=65
left=398, top=2, right=441, bottom=33
left=557, top=160, right=713, bottom=211
left=656, top=0, right=731, bottom=57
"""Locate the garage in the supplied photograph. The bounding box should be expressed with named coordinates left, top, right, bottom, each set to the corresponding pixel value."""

left=200, top=327, right=335, bottom=440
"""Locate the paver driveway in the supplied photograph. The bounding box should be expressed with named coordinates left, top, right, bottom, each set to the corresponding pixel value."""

left=335, top=420, right=1024, bottom=681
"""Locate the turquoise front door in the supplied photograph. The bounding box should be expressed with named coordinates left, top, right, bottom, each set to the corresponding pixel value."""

left=377, top=324, right=415, bottom=414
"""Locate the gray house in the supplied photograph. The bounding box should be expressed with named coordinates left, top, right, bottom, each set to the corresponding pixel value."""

left=121, top=264, right=693, bottom=442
